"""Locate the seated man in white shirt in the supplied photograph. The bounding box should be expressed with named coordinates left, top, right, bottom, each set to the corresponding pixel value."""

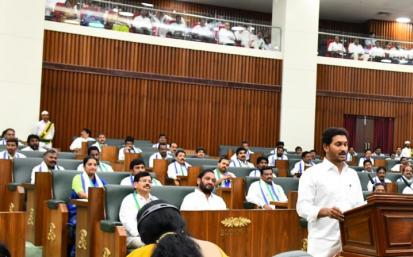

left=121, top=159, right=162, bottom=186
left=213, top=157, right=235, bottom=188
left=149, top=142, right=173, bottom=168
left=229, top=147, right=254, bottom=168
left=31, top=149, right=65, bottom=183
left=91, top=133, right=107, bottom=152
left=358, top=149, right=374, bottom=167
left=152, top=133, right=170, bottom=149
left=231, top=141, right=254, bottom=161
left=327, top=36, right=346, bottom=58
left=367, top=166, right=391, bottom=192
left=180, top=169, right=227, bottom=210
left=369, top=41, right=385, bottom=62
left=394, top=147, right=402, bottom=160
left=132, top=9, right=152, bottom=35
left=69, top=128, right=95, bottom=152
left=218, top=22, right=235, bottom=46
left=249, top=156, right=269, bottom=177
left=361, top=159, right=374, bottom=173
left=291, top=151, right=315, bottom=178
left=0, top=138, right=26, bottom=159
left=167, top=150, right=192, bottom=186
left=268, top=146, right=288, bottom=166
left=0, top=128, right=16, bottom=145
left=346, top=146, right=357, bottom=162
left=391, top=157, right=409, bottom=172
left=372, top=147, right=385, bottom=157
left=21, top=134, right=46, bottom=152
left=348, top=39, right=369, bottom=61
left=396, top=165, right=413, bottom=185
left=246, top=167, right=287, bottom=210
left=77, top=146, right=113, bottom=172
left=191, top=19, right=214, bottom=42
left=118, top=136, right=143, bottom=161
left=119, top=171, right=158, bottom=248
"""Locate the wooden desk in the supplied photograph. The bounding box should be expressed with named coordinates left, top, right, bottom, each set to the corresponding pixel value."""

left=182, top=210, right=306, bottom=257
left=71, top=188, right=104, bottom=257
left=23, top=172, right=52, bottom=246
left=276, top=160, right=289, bottom=177
left=153, top=159, right=168, bottom=185
left=124, top=153, right=142, bottom=171
left=215, top=177, right=245, bottom=209
left=0, top=211, right=25, bottom=257
left=0, top=160, right=12, bottom=211
left=101, top=146, right=118, bottom=164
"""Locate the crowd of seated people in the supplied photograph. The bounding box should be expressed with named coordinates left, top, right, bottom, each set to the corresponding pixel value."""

left=45, top=0, right=275, bottom=50
left=4, top=123, right=413, bottom=256
left=323, top=33, right=413, bottom=65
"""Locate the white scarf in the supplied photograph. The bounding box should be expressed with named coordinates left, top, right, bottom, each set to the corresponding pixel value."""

left=80, top=171, right=104, bottom=193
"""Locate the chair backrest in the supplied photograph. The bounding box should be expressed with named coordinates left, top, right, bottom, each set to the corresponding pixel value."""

left=151, top=186, right=195, bottom=208
left=357, top=172, right=376, bottom=191
left=250, top=147, right=273, bottom=155
left=98, top=172, right=130, bottom=185
left=104, top=185, right=134, bottom=221
left=350, top=166, right=364, bottom=172
left=273, top=177, right=299, bottom=193
left=52, top=170, right=81, bottom=202
left=273, top=250, right=313, bottom=257
left=57, top=152, right=76, bottom=159
left=396, top=181, right=407, bottom=193
left=201, top=165, right=217, bottom=172
left=386, top=172, right=401, bottom=182
left=21, top=151, right=44, bottom=158
left=186, top=158, right=218, bottom=167
left=288, top=159, right=300, bottom=172
left=58, top=159, right=82, bottom=170
left=386, top=159, right=398, bottom=171
left=244, top=176, right=260, bottom=193
left=13, top=158, right=43, bottom=183
left=140, top=152, right=154, bottom=167
left=218, top=145, right=237, bottom=157
left=244, top=176, right=299, bottom=194
left=227, top=167, right=255, bottom=178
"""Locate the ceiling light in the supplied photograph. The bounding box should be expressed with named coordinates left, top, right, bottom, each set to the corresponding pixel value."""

left=396, top=17, right=411, bottom=23
left=141, top=2, right=154, bottom=7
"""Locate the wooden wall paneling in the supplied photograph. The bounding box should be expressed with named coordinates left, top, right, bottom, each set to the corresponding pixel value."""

left=368, top=20, right=413, bottom=42
left=41, top=68, right=280, bottom=155
left=43, top=31, right=282, bottom=85
left=315, top=64, right=413, bottom=154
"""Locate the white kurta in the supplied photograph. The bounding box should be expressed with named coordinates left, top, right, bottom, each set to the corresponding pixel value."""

left=297, top=159, right=364, bottom=257
left=268, top=154, right=288, bottom=166
left=119, top=193, right=157, bottom=245
left=167, top=161, right=191, bottom=179
left=69, top=137, right=95, bottom=151
left=32, top=120, right=55, bottom=141
left=76, top=162, right=113, bottom=172
left=119, top=175, right=163, bottom=187
left=366, top=176, right=392, bottom=192
left=180, top=189, right=226, bottom=211
left=31, top=161, right=65, bottom=183
left=218, top=28, right=235, bottom=45
left=246, top=179, right=287, bottom=208
left=230, top=150, right=254, bottom=161
left=213, top=168, right=236, bottom=188
left=396, top=176, right=413, bottom=184
left=402, top=186, right=413, bottom=194
left=401, top=147, right=412, bottom=158
left=148, top=152, right=173, bottom=168
left=228, top=159, right=254, bottom=168
left=118, top=146, right=142, bottom=161
left=0, top=151, right=26, bottom=159
left=21, top=146, right=47, bottom=152
left=358, top=157, right=374, bottom=167
left=290, top=160, right=315, bottom=176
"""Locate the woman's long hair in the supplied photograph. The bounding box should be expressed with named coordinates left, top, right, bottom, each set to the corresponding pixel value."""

left=137, top=200, right=203, bottom=257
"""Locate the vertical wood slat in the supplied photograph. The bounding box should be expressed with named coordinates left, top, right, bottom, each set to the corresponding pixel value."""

left=315, top=64, right=413, bottom=154
left=42, top=31, right=282, bottom=86
left=41, top=69, right=281, bottom=156
left=368, top=20, right=413, bottom=43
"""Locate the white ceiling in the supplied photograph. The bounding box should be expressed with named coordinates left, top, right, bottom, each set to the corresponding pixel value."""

left=179, top=0, right=413, bottom=23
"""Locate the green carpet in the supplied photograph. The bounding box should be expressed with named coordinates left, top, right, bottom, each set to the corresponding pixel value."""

left=25, top=242, right=42, bottom=257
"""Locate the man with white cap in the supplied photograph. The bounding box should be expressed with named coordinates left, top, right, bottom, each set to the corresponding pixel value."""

left=401, top=141, right=411, bottom=158
left=32, top=110, right=55, bottom=148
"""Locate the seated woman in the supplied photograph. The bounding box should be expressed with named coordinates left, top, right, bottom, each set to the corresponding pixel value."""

left=67, top=156, right=107, bottom=256
left=127, top=200, right=228, bottom=257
